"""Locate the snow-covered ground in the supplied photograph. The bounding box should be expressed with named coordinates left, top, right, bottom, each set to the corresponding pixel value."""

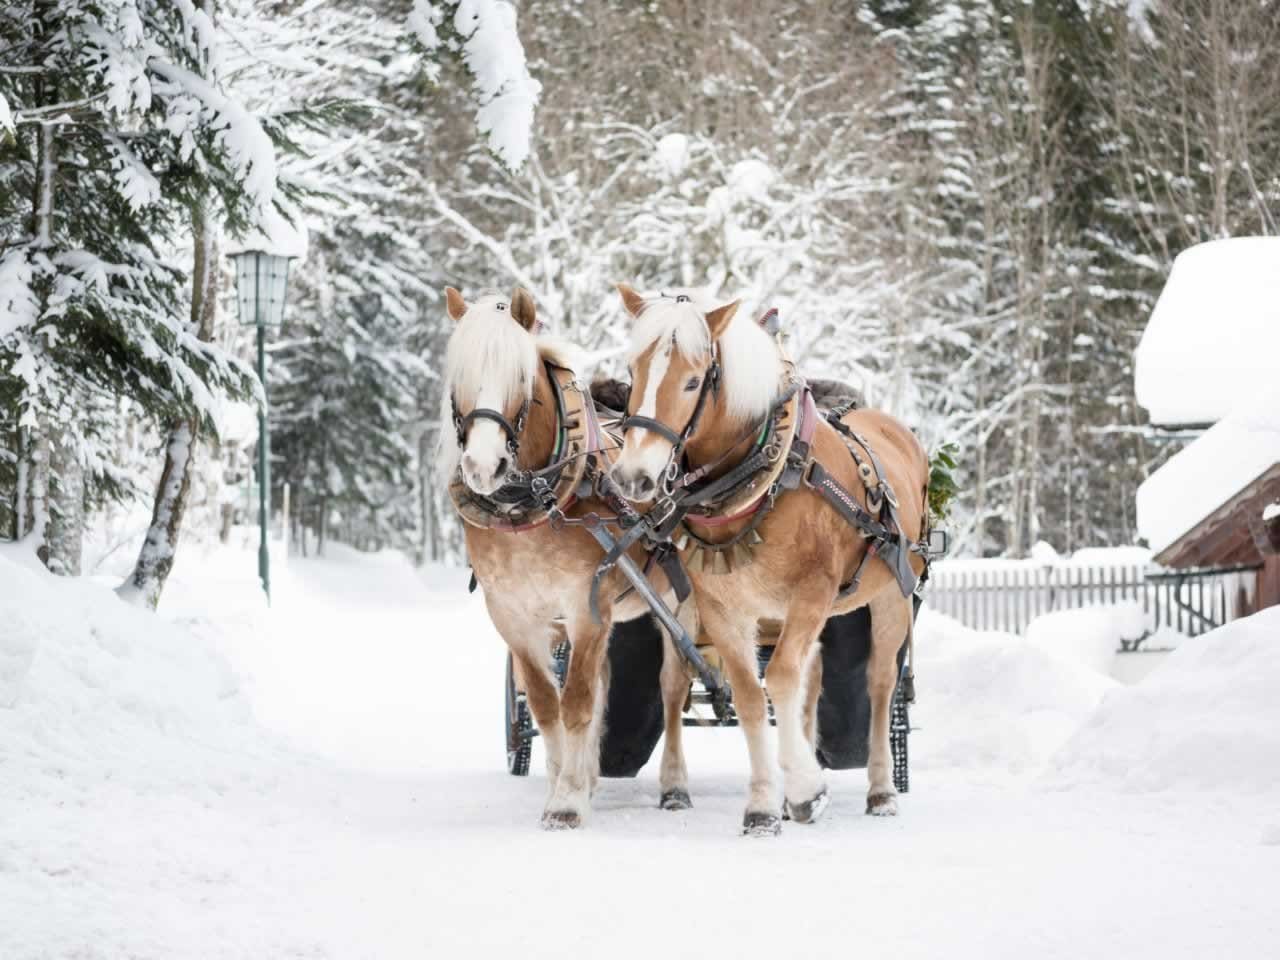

left=3, top=541, right=1278, bottom=959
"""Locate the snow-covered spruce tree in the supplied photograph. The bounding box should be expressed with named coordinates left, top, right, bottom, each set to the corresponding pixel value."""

left=117, top=0, right=354, bottom=605
left=271, top=291, right=423, bottom=555
left=0, top=0, right=278, bottom=577
left=206, top=1, right=538, bottom=560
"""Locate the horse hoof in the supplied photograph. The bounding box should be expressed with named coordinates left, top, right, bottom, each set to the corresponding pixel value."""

left=541, top=809, right=582, bottom=831
left=660, top=788, right=692, bottom=811
left=785, top=787, right=830, bottom=825
left=742, top=811, right=782, bottom=837
left=866, top=791, right=898, bottom=817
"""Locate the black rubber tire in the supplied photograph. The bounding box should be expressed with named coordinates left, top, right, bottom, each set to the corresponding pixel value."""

left=505, top=652, right=533, bottom=776
left=598, top=615, right=666, bottom=778
left=814, top=598, right=918, bottom=775
left=891, top=685, right=910, bottom=793
left=814, top=607, right=875, bottom=769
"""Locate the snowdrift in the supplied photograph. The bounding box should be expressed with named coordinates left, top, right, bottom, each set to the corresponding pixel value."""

left=0, top=545, right=259, bottom=767
left=0, top=546, right=308, bottom=958
left=912, top=609, right=1117, bottom=776
left=1047, top=607, right=1280, bottom=794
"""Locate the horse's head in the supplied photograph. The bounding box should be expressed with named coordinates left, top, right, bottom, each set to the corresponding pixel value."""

left=609, top=284, right=743, bottom=502
left=442, top=286, right=539, bottom=496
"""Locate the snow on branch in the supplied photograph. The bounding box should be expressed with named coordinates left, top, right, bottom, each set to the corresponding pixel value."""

left=148, top=59, right=278, bottom=215
left=0, top=248, right=41, bottom=339
left=412, top=1, right=541, bottom=170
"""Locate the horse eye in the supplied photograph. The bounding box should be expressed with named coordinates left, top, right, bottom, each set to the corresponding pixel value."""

left=684, top=376, right=701, bottom=392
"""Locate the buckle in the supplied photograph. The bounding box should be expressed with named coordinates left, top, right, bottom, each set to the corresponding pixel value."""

left=649, top=496, right=678, bottom=529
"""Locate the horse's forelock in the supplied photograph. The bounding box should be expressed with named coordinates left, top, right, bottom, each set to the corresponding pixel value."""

left=627, top=296, right=781, bottom=424
left=444, top=297, right=539, bottom=409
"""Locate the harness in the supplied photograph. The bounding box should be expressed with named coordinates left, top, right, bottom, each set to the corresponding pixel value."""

left=606, top=317, right=928, bottom=604
left=448, top=361, right=603, bottom=532
left=805, top=414, right=925, bottom=601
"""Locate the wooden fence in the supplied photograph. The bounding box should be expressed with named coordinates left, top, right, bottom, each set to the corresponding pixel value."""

left=926, top=562, right=1258, bottom=637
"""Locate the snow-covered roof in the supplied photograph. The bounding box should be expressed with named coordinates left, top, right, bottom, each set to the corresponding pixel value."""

left=1134, top=237, right=1280, bottom=427
left=1136, top=385, right=1280, bottom=554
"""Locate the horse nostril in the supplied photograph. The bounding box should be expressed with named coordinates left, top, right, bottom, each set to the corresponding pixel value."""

left=461, top=454, right=477, bottom=476
left=635, top=474, right=655, bottom=497
left=494, top=455, right=510, bottom=480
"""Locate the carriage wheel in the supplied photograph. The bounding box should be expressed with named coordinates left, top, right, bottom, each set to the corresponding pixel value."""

left=552, top=639, right=570, bottom=689
left=890, top=684, right=909, bottom=794
left=505, top=652, right=533, bottom=776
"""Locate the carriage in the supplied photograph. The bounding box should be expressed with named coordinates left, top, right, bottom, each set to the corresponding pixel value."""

left=503, top=572, right=936, bottom=794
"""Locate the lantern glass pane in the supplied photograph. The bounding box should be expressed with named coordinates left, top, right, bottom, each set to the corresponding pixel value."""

left=232, top=252, right=257, bottom=326
left=229, top=250, right=292, bottom=327
left=266, top=255, right=290, bottom=327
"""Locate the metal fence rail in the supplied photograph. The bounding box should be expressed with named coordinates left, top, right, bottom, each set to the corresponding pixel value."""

left=926, top=562, right=1258, bottom=636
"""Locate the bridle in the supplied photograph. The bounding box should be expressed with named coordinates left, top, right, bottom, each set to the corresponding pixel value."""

left=619, top=294, right=722, bottom=494
left=451, top=395, right=530, bottom=457
left=449, top=297, right=532, bottom=459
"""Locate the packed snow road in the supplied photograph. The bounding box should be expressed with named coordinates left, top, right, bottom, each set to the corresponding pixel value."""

left=1, top=543, right=1276, bottom=959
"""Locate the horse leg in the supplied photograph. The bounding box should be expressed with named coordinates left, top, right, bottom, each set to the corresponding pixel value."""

left=803, top=653, right=823, bottom=749
left=543, top=612, right=611, bottom=829
left=866, top=589, right=911, bottom=816
left=586, top=646, right=608, bottom=799
left=766, top=586, right=832, bottom=825
left=512, top=647, right=566, bottom=794
left=658, top=631, right=692, bottom=810
left=699, top=596, right=778, bottom=835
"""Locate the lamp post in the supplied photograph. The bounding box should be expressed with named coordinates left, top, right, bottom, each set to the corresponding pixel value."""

left=229, top=250, right=293, bottom=602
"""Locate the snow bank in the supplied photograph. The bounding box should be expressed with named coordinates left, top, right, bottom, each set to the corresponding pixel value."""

left=0, top=543, right=263, bottom=786
left=1136, top=384, right=1280, bottom=554
left=914, top=609, right=1117, bottom=776
left=1024, top=602, right=1147, bottom=677
left=1047, top=607, right=1280, bottom=795
left=1135, top=237, right=1280, bottom=427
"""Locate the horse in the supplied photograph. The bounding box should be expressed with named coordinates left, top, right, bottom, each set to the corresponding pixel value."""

left=608, top=285, right=930, bottom=835
left=440, top=286, right=695, bottom=828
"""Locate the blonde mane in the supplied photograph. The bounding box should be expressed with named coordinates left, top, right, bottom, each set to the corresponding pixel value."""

left=437, top=295, right=583, bottom=487
left=627, top=291, right=782, bottom=424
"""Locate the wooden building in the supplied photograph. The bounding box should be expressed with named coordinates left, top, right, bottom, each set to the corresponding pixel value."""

left=1151, top=464, right=1280, bottom=616
left=1134, top=237, right=1280, bottom=622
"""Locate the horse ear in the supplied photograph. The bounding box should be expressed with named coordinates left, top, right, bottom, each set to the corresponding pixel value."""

left=616, top=283, right=647, bottom=318
left=705, top=299, right=741, bottom=340
left=510, top=287, right=537, bottom=331
left=445, top=287, right=468, bottom=322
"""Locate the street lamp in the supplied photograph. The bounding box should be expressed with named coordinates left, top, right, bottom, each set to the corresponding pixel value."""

left=229, top=249, right=293, bottom=602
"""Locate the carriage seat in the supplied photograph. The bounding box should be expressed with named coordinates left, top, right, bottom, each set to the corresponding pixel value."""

left=589, top=377, right=630, bottom=420
left=807, top=378, right=864, bottom=413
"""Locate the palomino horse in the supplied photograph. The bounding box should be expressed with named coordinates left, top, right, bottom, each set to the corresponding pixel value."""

left=609, top=286, right=929, bottom=835
left=441, top=287, right=693, bottom=827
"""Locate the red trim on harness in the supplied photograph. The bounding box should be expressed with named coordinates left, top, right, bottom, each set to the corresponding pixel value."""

left=798, top=387, right=818, bottom=445
left=580, top=387, right=605, bottom=455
